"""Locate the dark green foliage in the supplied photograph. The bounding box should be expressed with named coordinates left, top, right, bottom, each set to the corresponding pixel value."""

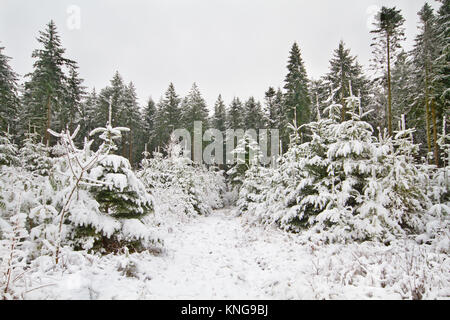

left=153, top=83, right=181, bottom=151
left=283, top=43, right=311, bottom=133
left=21, top=21, right=78, bottom=145
left=227, top=97, right=244, bottom=129
left=0, top=45, right=19, bottom=134
left=212, top=94, right=227, bottom=132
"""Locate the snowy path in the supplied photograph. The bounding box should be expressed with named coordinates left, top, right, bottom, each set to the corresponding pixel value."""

left=27, top=207, right=446, bottom=300
left=144, top=208, right=310, bottom=299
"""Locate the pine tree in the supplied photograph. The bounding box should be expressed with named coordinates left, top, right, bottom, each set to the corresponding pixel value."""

left=0, top=45, right=19, bottom=134
left=283, top=42, right=311, bottom=133
left=370, top=6, right=405, bottom=136
left=433, top=0, right=450, bottom=122
left=94, top=72, right=126, bottom=129
left=78, top=88, right=98, bottom=144
left=0, top=130, right=18, bottom=166
left=181, top=83, right=209, bottom=134
left=226, top=97, right=244, bottom=129
left=212, top=94, right=227, bottom=132
left=18, top=131, right=52, bottom=176
left=243, top=97, right=265, bottom=130
left=325, top=40, right=370, bottom=121
left=391, top=51, right=414, bottom=129
left=119, top=82, right=142, bottom=165
left=153, top=83, right=181, bottom=150
left=58, top=64, right=85, bottom=133
left=142, top=97, right=157, bottom=157
left=22, top=21, right=74, bottom=145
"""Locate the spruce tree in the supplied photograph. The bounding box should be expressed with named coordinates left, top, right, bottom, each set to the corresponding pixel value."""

left=325, top=41, right=370, bottom=121
left=391, top=51, right=414, bottom=128
left=264, top=87, right=277, bottom=128
left=142, top=97, right=157, bottom=156
left=0, top=130, right=18, bottom=166
left=78, top=88, right=98, bottom=144
left=243, top=97, right=265, bottom=130
left=370, top=6, right=405, bottom=136
left=181, top=83, right=209, bottom=134
left=283, top=42, right=311, bottom=134
left=433, top=0, right=450, bottom=119
left=227, top=97, right=244, bottom=129
left=58, top=64, right=85, bottom=133
left=154, top=83, right=181, bottom=150
left=0, top=45, right=19, bottom=134
left=119, top=82, right=142, bottom=165
left=22, top=21, right=74, bottom=145
left=212, top=94, right=227, bottom=132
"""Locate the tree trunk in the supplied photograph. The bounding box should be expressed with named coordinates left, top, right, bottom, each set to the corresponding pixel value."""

left=341, top=63, right=346, bottom=122
left=44, top=95, right=52, bottom=146
left=128, top=130, right=133, bottom=165
left=425, top=66, right=432, bottom=157
left=387, top=34, right=392, bottom=136
left=431, top=99, right=439, bottom=167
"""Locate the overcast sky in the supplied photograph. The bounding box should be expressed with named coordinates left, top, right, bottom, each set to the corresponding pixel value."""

left=0, top=0, right=439, bottom=110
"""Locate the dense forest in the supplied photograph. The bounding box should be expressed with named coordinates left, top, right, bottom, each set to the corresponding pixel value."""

left=0, top=1, right=449, bottom=300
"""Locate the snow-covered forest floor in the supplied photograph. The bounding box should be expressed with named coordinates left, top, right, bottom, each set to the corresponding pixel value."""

left=19, top=207, right=449, bottom=300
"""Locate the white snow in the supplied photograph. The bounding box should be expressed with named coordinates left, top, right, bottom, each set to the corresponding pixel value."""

left=20, top=207, right=449, bottom=300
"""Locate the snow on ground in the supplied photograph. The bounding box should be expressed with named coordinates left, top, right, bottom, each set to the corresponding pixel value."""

left=23, top=208, right=449, bottom=300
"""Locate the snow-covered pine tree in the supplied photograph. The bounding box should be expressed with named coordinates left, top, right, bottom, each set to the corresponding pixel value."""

left=0, top=129, right=18, bottom=166
left=153, top=83, right=181, bottom=150
left=0, top=44, right=19, bottom=134
left=227, top=132, right=261, bottom=189
left=370, top=6, right=405, bottom=136
left=325, top=40, right=370, bottom=122
left=283, top=42, right=311, bottom=142
left=18, top=131, right=52, bottom=176
left=46, top=103, right=159, bottom=255
left=140, top=134, right=225, bottom=217
left=89, top=155, right=152, bottom=219
left=226, top=97, right=244, bottom=130
left=21, top=21, right=75, bottom=145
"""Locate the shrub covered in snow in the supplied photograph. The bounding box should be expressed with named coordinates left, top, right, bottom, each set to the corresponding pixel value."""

left=0, top=130, right=18, bottom=167
left=238, top=93, right=449, bottom=244
left=139, top=134, right=226, bottom=219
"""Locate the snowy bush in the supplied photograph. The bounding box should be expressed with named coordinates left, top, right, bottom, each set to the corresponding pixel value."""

left=0, top=130, right=18, bottom=167
left=44, top=118, right=162, bottom=255
left=0, top=201, right=30, bottom=299
left=139, top=134, right=225, bottom=220
left=18, top=132, right=52, bottom=176
left=239, top=92, right=447, bottom=243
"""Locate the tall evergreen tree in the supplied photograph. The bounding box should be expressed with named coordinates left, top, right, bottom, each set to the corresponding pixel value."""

left=227, top=97, right=244, bottom=129
left=0, top=44, right=19, bottom=134
left=391, top=51, right=414, bottom=128
left=181, top=83, right=209, bottom=134
left=212, top=94, right=227, bottom=132
left=57, top=63, right=85, bottom=133
left=264, top=87, right=277, bottom=128
left=325, top=40, right=370, bottom=121
left=243, top=96, right=265, bottom=130
left=96, top=72, right=125, bottom=127
left=22, top=20, right=74, bottom=145
left=409, top=3, right=441, bottom=163
left=154, top=83, right=181, bottom=150
left=141, top=97, right=157, bottom=156
left=433, top=0, right=450, bottom=109
left=430, top=0, right=450, bottom=165
left=370, top=6, right=405, bottom=136
left=283, top=42, right=311, bottom=132
left=119, top=82, right=142, bottom=164
left=78, top=88, right=98, bottom=143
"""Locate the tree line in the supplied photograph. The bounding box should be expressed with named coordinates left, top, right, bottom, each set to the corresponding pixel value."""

left=0, top=2, right=448, bottom=167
